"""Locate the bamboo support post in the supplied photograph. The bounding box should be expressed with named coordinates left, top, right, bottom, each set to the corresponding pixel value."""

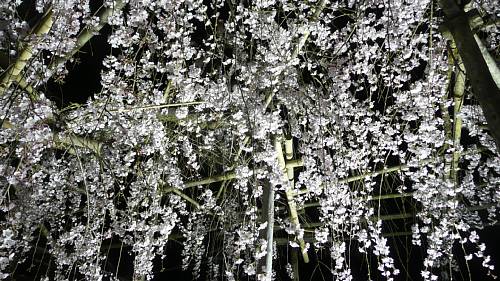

left=301, top=203, right=495, bottom=230
left=47, top=1, right=125, bottom=72
left=213, top=0, right=327, bottom=206
left=109, top=101, right=204, bottom=113
left=2, top=119, right=102, bottom=155
left=166, top=188, right=201, bottom=209
left=263, top=0, right=326, bottom=108
left=276, top=138, right=309, bottom=263
left=53, top=133, right=102, bottom=155
left=439, top=0, right=500, bottom=148
left=185, top=172, right=237, bottom=188
left=295, top=158, right=434, bottom=195
left=264, top=181, right=275, bottom=280
left=290, top=0, right=326, bottom=59
left=182, top=148, right=485, bottom=194
left=276, top=222, right=500, bottom=244
left=451, top=48, right=465, bottom=183
left=0, top=52, right=36, bottom=97
left=2, top=2, right=125, bottom=99
left=474, top=34, right=500, bottom=88
left=298, top=192, right=415, bottom=210
left=236, top=0, right=327, bottom=160
left=291, top=248, right=300, bottom=281
left=0, top=9, right=53, bottom=95
left=302, top=212, right=415, bottom=229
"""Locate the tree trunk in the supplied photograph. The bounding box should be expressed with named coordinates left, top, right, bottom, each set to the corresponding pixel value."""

left=439, top=0, right=500, bottom=150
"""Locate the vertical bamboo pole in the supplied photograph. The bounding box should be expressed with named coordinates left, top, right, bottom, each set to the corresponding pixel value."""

left=291, top=248, right=300, bottom=281
left=276, top=138, right=309, bottom=263
left=258, top=180, right=275, bottom=280
left=450, top=45, right=465, bottom=183
left=439, top=0, right=500, bottom=148
left=265, top=181, right=275, bottom=280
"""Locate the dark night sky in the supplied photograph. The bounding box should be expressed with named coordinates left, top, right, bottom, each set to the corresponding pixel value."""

left=7, top=1, right=500, bottom=280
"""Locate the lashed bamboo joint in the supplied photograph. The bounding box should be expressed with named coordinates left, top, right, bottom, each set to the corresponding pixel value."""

left=276, top=137, right=310, bottom=263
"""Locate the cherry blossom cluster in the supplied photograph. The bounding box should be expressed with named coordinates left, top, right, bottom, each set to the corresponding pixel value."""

left=0, top=0, right=499, bottom=280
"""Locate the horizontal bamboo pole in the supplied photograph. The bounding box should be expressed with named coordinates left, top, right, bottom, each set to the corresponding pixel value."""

left=54, top=220, right=500, bottom=255
left=298, top=192, right=415, bottom=210
left=184, top=172, right=237, bottom=187
left=183, top=158, right=429, bottom=192
left=183, top=147, right=488, bottom=193
left=53, top=133, right=102, bottom=155
left=184, top=160, right=303, bottom=188
left=109, top=101, right=204, bottom=113
left=2, top=119, right=101, bottom=153
left=301, top=203, right=495, bottom=229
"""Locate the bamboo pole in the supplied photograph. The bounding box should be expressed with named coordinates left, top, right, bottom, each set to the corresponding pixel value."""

left=181, top=148, right=488, bottom=193
left=195, top=0, right=327, bottom=207
left=298, top=192, right=415, bottom=210
left=47, top=0, right=125, bottom=72
left=163, top=187, right=201, bottom=209
left=276, top=220, right=500, bottom=244
left=264, top=180, right=275, bottom=280
left=96, top=219, right=500, bottom=251
left=184, top=172, right=237, bottom=188
left=2, top=1, right=125, bottom=99
left=474, top=34, right=500, bottom=89
left=109, top=101, right=204, bottom=113
left=301, top=203, right=495, bottom=229
left=276, top=137, right=309, bottom=263
left=0, top=52, right=36, bottom=98
left=285, top=138, right=309, bottom=262
left=232, top=0, right=327, bottom=162
left=263, top=0, right=326, bottom=108
left=0, top=9, right=53, bottom=95
left=2, top=119, right=102, bottom=154
left=450, top=50, right=465, bottom=183
left=53, top=133, right=102, bottom=155
left=290, top=0, right=326, bottom=59
left=439, top=0, right=500, bottom=149
left=291, top=248, right=300, bottom=281
left=302, top=212, right=415, bottom=229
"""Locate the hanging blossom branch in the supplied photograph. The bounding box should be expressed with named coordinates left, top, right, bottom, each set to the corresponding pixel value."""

left=0, top=0, right=499, bottom=280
